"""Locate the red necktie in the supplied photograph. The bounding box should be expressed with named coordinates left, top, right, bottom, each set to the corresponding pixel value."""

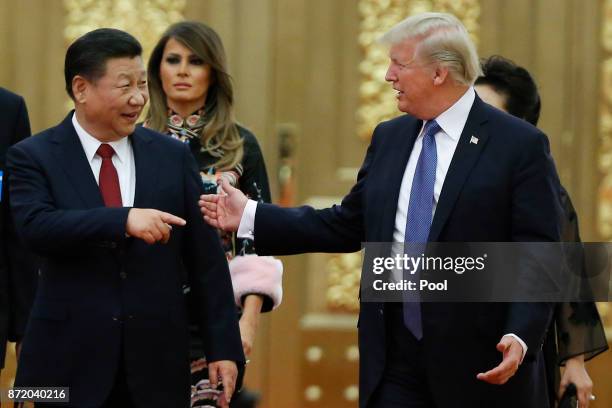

left=96, top=144, right=123, bottom=207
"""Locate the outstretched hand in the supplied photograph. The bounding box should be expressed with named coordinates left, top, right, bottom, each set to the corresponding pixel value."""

left=476, top=336, right=522, bottom=385
left=199, top=178, right=248, bottom=232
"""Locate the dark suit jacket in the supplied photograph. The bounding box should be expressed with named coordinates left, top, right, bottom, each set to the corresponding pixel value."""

left=0, top=87, right=38, bottom=368
left=7, top=113, right=244, bottom=407
left=251, top=96, right=562, bottom=408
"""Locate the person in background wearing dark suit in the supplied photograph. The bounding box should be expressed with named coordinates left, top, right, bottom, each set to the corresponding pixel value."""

left=7, top=28, right=243, bottom=408
left=475, top=55, right=608, bottom=408
left=0, top=87, right=38, bottom=379
left=201, top=12, right=563, bottom=408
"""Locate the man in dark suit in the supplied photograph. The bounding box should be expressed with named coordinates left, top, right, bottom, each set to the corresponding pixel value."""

left=7, top=28, right=243, bottom=408
left=0, top=87, right=38, bottom=377
left=201, top=12, right=562, bottom=408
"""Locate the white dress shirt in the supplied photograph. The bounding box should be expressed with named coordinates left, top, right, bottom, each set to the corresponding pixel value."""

left=238, top=87, right=527, bottom=358
left=72, top=113, right=136, bottom=207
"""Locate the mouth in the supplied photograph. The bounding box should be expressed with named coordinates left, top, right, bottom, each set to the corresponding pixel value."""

left=121, top=112, right=140, bottom=121
left=395, top=89, right=404, bottom=98
left=174, top=83, right=192, bottom=89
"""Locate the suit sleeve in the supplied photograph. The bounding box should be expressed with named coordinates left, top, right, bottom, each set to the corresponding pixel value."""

left=6, top=143, right=130, bottom=256
left=253, top=129, right=379, bottom=255
left=505, top=130, right=561, bottom=359
left=180, top=144, right=244, bottom=363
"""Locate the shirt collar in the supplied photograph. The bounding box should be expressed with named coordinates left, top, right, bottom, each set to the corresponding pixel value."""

left=72, top=112, right=130, bottom=164
left=428, top=86, right=476, bottom=141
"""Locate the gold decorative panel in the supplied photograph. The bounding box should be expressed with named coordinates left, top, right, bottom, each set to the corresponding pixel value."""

left=597, top=0, right=612, bottom=327
left=357, top=0, right=480, bottom=140
left=326, top=253, right=362, bottom=312
left=63, top=0, right=185, bottom=60
left=599, top=0, right=612, bottom=241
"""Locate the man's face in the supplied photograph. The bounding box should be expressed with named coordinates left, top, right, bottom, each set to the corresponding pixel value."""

left=79, top=56, right=148, bottom=141
left=385, top=38, right=435, bottom=118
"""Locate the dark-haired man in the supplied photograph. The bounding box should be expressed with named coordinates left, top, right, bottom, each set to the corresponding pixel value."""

left=7, top=28, right=243, bottom=408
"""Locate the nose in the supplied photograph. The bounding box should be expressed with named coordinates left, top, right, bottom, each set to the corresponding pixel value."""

left=129, top=88, right=148, bottom=106
left=178, top=59, right=189, bottom=77
left=385, top=64, right=396, bottom=82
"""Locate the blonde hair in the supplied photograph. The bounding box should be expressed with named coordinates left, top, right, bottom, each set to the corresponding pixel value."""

left=146, top=21, right=243, bottom=170
left=380, top=12, right=482, bottom=85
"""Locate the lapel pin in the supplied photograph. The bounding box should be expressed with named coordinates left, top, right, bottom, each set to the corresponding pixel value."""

left=470, top=135, right=479, bottom=145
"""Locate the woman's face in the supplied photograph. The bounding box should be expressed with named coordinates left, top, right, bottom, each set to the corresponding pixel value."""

left=160, top=37, right=212, bottom=110
left=475, top=83, right=507, bottom=112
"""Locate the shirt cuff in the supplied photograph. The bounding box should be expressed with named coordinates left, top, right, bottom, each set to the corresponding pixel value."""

left=237, top=199, right=258, bottom=240
left=503, top=333, right=528, bottom=363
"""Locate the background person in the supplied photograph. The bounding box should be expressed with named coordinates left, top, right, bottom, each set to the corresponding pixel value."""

left=475, top=55, right=609, bottom=408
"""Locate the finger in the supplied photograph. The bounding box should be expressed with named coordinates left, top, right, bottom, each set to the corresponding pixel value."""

left=477, top=361, right=512, bottom=384
left=143, top=231, right=156, bottom=245
left=222, top=368, right=235, bottom=404
left=477, top=369, right=504, bottom=384
left=577, top=389, right=588, bottom=408
left=160, top=212, right=187, bottom=226
left=218, top=178, right=237, bottom=196
left=199, top=200, right=218, bottom=212
left=150, top=224, right=163, bottom=242
left=158, top=221, right=171, bottom=244
left=217, top=393, right=229, bottom=408
left=203, top=215, right=220, bottom=229
left=200, top=194, right=219, bottom=203
left=208, top=364, right=219, bottom=389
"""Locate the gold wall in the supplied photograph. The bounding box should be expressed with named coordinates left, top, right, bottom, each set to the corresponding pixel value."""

left=0, top=0, right=610, bottom=407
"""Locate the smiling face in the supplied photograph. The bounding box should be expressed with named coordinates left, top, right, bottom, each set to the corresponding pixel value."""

left=160, top=37, right=212, bottom=113
left=384, top=38, right=437, bottom=118
left=75, top=56, right=148, bottom=141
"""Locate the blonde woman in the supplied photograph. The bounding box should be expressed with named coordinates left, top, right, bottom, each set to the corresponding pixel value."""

left=146, top=21, right=282, bottom=408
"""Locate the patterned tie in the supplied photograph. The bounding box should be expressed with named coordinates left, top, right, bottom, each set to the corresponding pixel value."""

left=403, top=120, right=440, bottom=340
left=96, top=144, right=122, bottom=207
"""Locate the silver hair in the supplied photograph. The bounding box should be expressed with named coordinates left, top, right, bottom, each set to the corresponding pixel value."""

left=379, top=12, right=482, bottom=85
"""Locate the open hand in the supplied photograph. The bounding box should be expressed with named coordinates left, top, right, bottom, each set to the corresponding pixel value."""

left=476, top=336, right=522, bottom=385
left=199, top=178, right=248, bottom=232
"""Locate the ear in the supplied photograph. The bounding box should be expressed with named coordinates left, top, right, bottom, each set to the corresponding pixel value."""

left=432, top=64, right=450, bottom=86
left=72, top=75, right=89, bottom=104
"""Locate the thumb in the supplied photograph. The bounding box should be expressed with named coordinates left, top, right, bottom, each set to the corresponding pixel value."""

left=218, top=178, right=238, bottom=196
left=497, top=339, right=510, bottom=353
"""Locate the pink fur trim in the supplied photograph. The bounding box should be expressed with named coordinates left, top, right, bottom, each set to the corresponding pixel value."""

left=229, top=255, right=283, bottom=310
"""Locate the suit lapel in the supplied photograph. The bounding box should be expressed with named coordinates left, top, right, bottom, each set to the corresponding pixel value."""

left=378, top=117, right=422, bottom=242
left=131, top=128, right=157, bottom=208
left=428, top=97, right=489, bottom=241
left=50, top=113, right=104, bottom=208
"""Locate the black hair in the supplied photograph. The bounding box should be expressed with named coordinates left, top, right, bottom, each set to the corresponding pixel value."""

left=475, top=55, right=541, bottom=126
left=64, top=28, right=142, bottom=99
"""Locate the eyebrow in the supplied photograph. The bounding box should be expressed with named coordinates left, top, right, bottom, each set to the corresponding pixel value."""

left=116, top=71, right=146, bottom=80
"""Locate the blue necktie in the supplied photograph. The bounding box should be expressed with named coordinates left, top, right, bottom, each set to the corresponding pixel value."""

left=403, top=120, right=440, bottom=340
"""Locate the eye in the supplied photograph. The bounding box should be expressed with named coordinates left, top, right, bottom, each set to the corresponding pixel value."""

left=165, top=56, right=180, bottom=64
left=189, top=57, right=204, bottom=66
